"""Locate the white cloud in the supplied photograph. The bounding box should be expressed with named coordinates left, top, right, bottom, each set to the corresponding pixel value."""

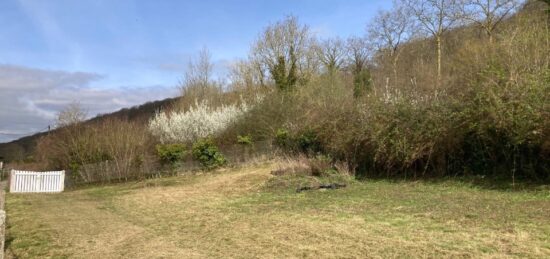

left=0, top=64, right=102, bottom=91
left=0, top=64, right=176, bottom=143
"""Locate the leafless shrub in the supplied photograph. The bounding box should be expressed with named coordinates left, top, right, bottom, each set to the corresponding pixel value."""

left=35, top=118, right=155, bottom=184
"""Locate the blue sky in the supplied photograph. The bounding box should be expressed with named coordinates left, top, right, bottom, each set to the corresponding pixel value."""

left=0, top=0, right=392, bottom=142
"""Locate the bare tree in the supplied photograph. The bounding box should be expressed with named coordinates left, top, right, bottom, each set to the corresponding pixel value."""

left=346, top=36, right=370, bottom=74
left=317, top=37, right=347, bottom=75
left=402, top=0, right=462, bottom=83
left=179, top=46, right=222, bottom=104
left=229, top=60, right=254, bottom=90
left=229, top=59, right=266, bottom=89
left=251, top=15, right=317, bottom=91
left=368, top=3, right=414, bottom=85
left=56, top=102, right=87, bottom=128
left=460, top=0, right=521, bottom=42
left=182, top=46, right=215, bottom=91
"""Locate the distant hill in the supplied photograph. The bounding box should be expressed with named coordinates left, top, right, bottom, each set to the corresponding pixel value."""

left=0, top=97, right=179, bottom=162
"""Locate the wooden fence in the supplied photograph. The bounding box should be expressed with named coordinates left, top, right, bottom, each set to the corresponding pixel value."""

left=9, top=170, right=65, bottom=193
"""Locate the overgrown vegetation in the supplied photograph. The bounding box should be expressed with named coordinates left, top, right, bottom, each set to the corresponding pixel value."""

left=9, top=0, right=548, bottom=185
left=232, top=0, right=549, bottom=183
left=34, top=117, right=155, bottom=183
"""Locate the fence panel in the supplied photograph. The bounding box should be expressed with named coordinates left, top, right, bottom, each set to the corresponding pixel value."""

left=9, top=170, right=65, bottom=193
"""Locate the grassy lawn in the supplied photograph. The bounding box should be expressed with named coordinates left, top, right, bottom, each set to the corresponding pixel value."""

left=5, top=163, right=550, bottom=258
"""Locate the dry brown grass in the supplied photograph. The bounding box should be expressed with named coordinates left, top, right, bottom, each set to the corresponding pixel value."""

left=6, top=162, right=550, bottom=258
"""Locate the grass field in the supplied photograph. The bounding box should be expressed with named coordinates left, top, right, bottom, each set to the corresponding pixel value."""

left=5, top=163, right=550, bottom=258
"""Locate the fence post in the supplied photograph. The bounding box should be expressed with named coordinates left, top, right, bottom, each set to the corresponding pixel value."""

left=60, top=170, right=65, bottom=192
left=9, top=170, right=14, bottom=193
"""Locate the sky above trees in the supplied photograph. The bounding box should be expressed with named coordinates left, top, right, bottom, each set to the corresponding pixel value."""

left=0, top=0, right=391, bottom=142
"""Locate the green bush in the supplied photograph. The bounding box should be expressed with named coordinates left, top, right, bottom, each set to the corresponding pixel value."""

left=156, top=144, right=187, bottom=165
left=274, top=128, right=323, bottom=155
left=237, top=135, right=253, bottom=145
left=296, top=130, right=322, bottom=154
left=192, top=139, right=227, bottom=170
left=274, top=128, right=291, bottom=149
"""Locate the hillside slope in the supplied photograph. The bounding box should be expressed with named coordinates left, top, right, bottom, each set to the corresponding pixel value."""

left=0, top=97, right=178, bottom=162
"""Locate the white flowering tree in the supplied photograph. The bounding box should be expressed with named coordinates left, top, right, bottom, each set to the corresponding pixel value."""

left=149, top=100, right=250, bottom=144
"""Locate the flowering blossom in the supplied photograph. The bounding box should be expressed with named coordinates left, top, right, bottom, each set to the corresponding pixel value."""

left=149, top=100, right=250, bottom=143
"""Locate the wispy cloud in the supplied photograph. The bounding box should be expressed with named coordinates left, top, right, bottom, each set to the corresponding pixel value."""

left=0, top=64, right=102, bottom=91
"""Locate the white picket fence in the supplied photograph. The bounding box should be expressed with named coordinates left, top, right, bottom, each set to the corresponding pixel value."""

left=9, top=170, right=65, bottom=193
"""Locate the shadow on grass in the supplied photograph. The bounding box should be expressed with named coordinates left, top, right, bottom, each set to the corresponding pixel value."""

left=355, top=173, right=550, bottom=193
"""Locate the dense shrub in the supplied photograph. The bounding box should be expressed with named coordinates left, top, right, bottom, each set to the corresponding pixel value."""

left=156, top=144, right=188, bottom=165
left=266, top=5, right=548, bottom=182
left=35, top=119, right=154, bottom=183
left=296, top=130, right=323, bottom=154
left=274, top=128, right=291, bottom=149
left=192, top=138, right=227, bottom=170
left=274, top=129, right=322, bottom=155
left=274, top=128, right=323, bottom=155
left=451, top=64, right=549, bottom=181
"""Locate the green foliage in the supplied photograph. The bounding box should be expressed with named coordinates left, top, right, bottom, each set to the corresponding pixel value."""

left=237, top=135, right=253, bottom=145
left=274, top=128, right=291, bottom=149
left=353, top=69, right=373, bottom=98
left=296, top=130, right=322, bottom=154
left=274, top=128, right=322, bottom=155
left=192, top=138, right=227, bottom=170
left=542, top=0, right=550, bottom=13
left=452, top=62, right=549, bottom=180
left=156, top=144, right=187, bottom=165
left=271, top=54, right=298, bottom=91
